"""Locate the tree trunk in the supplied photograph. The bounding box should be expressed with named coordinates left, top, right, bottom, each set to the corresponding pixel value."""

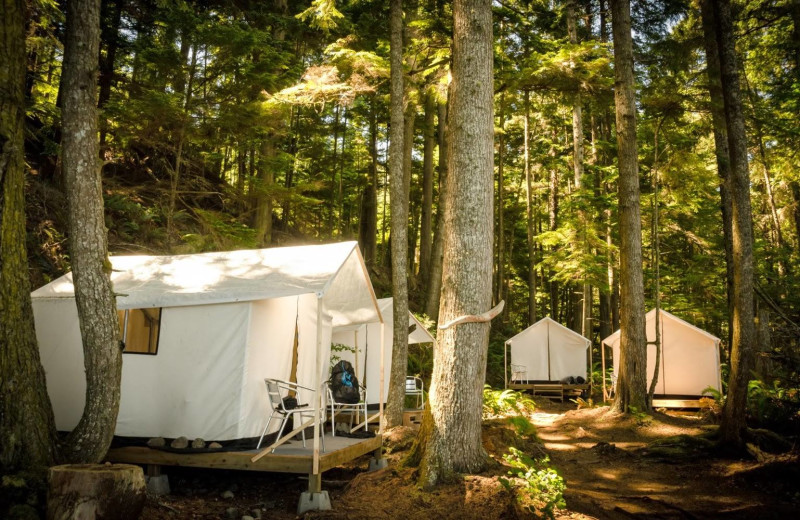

left=524, top=90, right=537, bottom=325
left=98, top=0, right=123, bottom=151
left=700, top=0, right=735, bottom=355
left=0, top=0, right=59, bottom=470
left=495, top=89, right=506, bottom=308
left=403, top=101, right=416, bottom=277
left=60, top=0, right=123, bottom=463
left=419, top=91, right=435, bottom=286
left=610, top=0, right=647, bottom=414
left=359, top=98, right=379, bottom=266
left=254, top=136, right=275, bottom=246
left=47, top=464, right=146, bottom=520
left=425, top=99, right=448, bottom=321
left=712, top=0, right=756, bottom=450
left=384, top=0, right=409, bottom=429
left=412, top=0, right=494, bottom=487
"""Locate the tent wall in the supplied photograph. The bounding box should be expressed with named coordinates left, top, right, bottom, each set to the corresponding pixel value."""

left=605, top=310, right=721, bottom=395
left=508, top=318, right=589, bottom=382
left=118, top=303, right=250, bottom=439
left=331, top=327, right=368, bottom=383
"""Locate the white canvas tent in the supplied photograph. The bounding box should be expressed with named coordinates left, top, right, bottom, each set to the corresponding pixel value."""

left=601, top=309, right=722, bottom=396
left=31, top=241, right=382, bottom=444
left=330, top=297, right=434, bottom=405
left=504, top=317, right=591, bottom=386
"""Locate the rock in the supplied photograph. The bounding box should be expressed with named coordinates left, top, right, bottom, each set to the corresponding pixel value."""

left=209, top=442, right=223, bottom=449
left=170, top=436, right=189, bottom=449
left=242, top=516, right=255, bottom=520
left=191, top=438, right=206, bottom=449
left=147, top=437, right=166, bottom=448
left=225, top=507, right=239, bottom=519
left=8, top=504, right=40, bottom=520
left=221, top=490, right=235, bottom=499
left=47, top=464, right=146, bottom=520
left=252, top=508, right=263, bottom=518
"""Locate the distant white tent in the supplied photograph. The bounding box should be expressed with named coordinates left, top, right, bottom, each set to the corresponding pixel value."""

left=601, top=309, right=722, bottom=396
left=32, top=241, right=382, bottom=442
left=330, top=298, right=434, bottom=405
left=505, top=317, right=591, bottom=386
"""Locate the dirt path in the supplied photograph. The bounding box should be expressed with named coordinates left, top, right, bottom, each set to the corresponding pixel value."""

left=532, top=401, right=799, bottom=519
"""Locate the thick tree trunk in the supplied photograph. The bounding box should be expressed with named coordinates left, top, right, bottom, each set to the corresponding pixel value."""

left=700, top=0, right=735, bottom=355
left=419, top=91, right=435, bottom=286
left=0, top=0, right=59, bottom=470
left=425, top=99, right=448, bottom=321
left=60, top=0, right=123, bottom=463
left=413, top=0, right=494, bottom=487
left=610, top=0, right=647, bottom=413
left=384, top=0, right=409, bottom=429
left=254, top=136, right=275, bottom=246
left=712, top=0, right=756, bottom=449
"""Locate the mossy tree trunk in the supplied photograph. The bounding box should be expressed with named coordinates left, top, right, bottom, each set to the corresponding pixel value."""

left=60, top=0, right=123, bottom=463
left=409, top=0, right=494, bottom=487
left=609, top=0, right=648, bottom=413
left=0, top=0, right=59, bottom=471
left=711, top=0, right=756, bottom=450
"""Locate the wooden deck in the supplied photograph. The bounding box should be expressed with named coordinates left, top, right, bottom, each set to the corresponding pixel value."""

left=652, top=397, right=713, bottom=409
left=508, top=382, right=589, bottom=401
left=106, top=433, right=381, bottom=474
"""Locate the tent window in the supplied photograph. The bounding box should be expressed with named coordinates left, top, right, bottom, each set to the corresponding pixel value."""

left=118, top=309, right=161, bottom=355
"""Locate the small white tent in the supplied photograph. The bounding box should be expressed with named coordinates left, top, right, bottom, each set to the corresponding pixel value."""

left=505, top=317, right=590, bottom=385
left=601, top=309, right=722, bottom=396
left=330, top=298, right=434, bottom=405
left=31, top=241, right=382, bottom=442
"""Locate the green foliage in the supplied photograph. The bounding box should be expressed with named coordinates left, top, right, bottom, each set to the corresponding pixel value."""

left=330, top=342, right=356, bottom=367
left=483, top=385, right=535, bottom=418
left=499, top=447, right=566, bottom=520
left=627, top=406, right=653, bottom=426
left=747, top=379, right=800, bottom=433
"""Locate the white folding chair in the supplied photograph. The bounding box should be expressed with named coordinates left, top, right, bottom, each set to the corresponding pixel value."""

left=405, top=376, right=425, bottom=409
left=256, top=378, right=324, bottom=452
left=510, top=364, right=527, bottom=383
left=325, top=381, right=368, bottom=436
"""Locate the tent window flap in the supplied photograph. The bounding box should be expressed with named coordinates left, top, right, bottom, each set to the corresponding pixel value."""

left=119, top=308, right=162, bottom=355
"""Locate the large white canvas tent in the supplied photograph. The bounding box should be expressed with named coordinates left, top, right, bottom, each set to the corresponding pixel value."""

left=330, top=298, right=434, bottom=405
left=504, top=317, right=591, bottom=385
left=31, top=241, right=382, bottom=442
left=601, top=309, right=722, bottom=396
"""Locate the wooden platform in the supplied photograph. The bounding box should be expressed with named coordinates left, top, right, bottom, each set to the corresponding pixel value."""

left=106, top=433, right=381, bottom=474
left=652, top=398, right=712, bottom=409
left=508, top=382, right=589, bottom=401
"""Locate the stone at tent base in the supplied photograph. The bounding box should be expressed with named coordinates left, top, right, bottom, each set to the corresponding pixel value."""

left=146, top=474, right=170, bottom=495
left=47, top=464, right=145, bottom=520
left=170, top=436, right=189, bottom=449
left=192, top=438, right=205, bottom=449
left=147, top=437, right=166, bottom=448
left=368, top=457, right=387, bottom=471
left=297, top=491, right=331, bottom=514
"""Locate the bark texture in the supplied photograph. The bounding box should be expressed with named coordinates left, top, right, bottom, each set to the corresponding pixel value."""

left=415, top=0, right=494, bottom=487
left=610, top=0, right=648, bottom=413
left=419, top=91, right=435, bottom=286
left=424, top=100, right=448, bottom=321
left=47, top=464, right=146, bottom=520
left=0, top=0, right=59, bottom=470
left=712, top=0, right=756, bottom=449
left=60, top=0, right=123, bottom=463
left=384, top=0, right=409, bottom=429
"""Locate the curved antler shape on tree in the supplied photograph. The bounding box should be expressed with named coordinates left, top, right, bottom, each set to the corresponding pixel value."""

left=438, top=300, right=504, bottom=330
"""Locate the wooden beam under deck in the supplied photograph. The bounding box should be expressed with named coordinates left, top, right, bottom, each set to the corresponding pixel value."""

left=106, top=435, right=381, bottom=475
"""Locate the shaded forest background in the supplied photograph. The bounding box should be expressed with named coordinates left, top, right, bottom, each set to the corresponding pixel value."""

left=19, top=0, right=800, bottom=426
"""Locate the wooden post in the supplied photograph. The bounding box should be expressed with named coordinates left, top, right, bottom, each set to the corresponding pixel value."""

left=379, top=322, right=385, bottom=434
left=308, top=472, right=322, bottom=494
left=601, top=341, right=607, bottom=400
left=504, top=340, right=508, bottom=388
left=313, top=296, right=323, bottom=476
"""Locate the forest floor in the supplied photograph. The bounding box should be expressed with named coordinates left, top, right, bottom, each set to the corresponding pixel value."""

left=142, top=399, right=800, bottom=520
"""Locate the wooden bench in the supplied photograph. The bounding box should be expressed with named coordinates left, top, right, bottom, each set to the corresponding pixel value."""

left=508, top=382, right=589, bottom=401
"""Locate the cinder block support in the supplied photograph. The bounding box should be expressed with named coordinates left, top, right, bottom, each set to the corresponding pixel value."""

left=297, top=490, right=331, bottom=514
left=297, top=472, right=331, bottom=514
left=145, top=465, right=170, bottom=495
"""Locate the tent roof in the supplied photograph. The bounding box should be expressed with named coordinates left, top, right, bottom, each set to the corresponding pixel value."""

left=600, top=308, right=720, bottom=347
left=31, top=241, right=381, bottom=327
left=505, top=316, right=590, bottom=346
left=377, top=298, right=435, bottom=344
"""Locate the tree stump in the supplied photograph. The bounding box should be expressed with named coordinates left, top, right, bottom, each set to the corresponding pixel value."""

left=47, top=464, right=146, bottom=520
